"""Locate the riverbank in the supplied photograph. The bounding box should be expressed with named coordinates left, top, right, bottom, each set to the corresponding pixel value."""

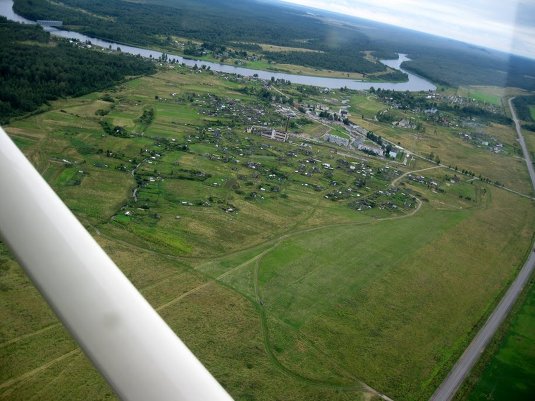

left=0, top=0, right=436, bottom=92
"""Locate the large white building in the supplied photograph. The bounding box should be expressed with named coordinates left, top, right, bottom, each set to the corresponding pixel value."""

left=324, top=133, right=349, bottom=147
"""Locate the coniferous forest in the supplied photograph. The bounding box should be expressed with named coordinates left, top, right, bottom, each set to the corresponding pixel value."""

left=11, top=0, right=535, bottom=91
left=0, top=17, right=155, bottom=124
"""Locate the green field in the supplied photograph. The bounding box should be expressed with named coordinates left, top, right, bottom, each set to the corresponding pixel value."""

left=462, top=279, right=535, bottom=401
left=350, top=93, right=386, bottom=119
left=1, top=66, right=534, bottom=401
left=457, top=86, right=504, bottom=106
left=329, top=126, right=350, bottom=139
left=530, top=105, right=535, bottom=120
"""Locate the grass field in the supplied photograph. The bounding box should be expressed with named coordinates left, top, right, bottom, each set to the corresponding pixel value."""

left=457, top=86, right=504, bottom=106
left=245, top=59, right=367, bottom=80
left=462, top=278, right=535, bottom=401
left=214, top=187, right=534, bottom=401
left=350, top=93, right=385, bottom=119
left=1, top=66, right=534, bottom=401
left=258, top=44, right=321, bottom=53
left=329, top=126, right=350, bottom=139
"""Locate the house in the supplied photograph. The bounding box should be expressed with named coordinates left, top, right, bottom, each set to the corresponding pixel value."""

left=394, top=119, right=416, bottom=129
left=324, top=133, right=349, bottom=147
left=247, top=127, right=288, bottom=142
left=350, top=125, right=369, bottom=136
left=357, top=143, right=384, bottom=156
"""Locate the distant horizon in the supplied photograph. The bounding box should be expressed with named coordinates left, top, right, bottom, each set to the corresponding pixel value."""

left=278, top=0, right=535, bottom=60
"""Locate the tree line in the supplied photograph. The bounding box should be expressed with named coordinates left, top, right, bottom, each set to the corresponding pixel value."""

left=512, top=96, right=535, bottom=122
left=13, top=0, right=392, bottom=76
left=13, top=0, right=535, bottom=91
left=0, top=17, right=155, bottom=124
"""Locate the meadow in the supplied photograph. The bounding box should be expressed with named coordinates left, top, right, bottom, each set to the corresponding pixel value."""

left=456, top=86, right=505, bottom=106
left=1, top=66, right=534, bottom=401
left=458, top=279, right=535, bottom=401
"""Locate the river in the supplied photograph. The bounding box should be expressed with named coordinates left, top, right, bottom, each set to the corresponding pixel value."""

left=0, top=0, right=435, bottom=92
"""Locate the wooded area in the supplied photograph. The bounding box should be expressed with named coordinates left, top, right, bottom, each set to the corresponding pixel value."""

left=0, top=17, right=155, bottom=123
left=13, top=0, right=535, bottom=91
left=513, top=96, right=535, bottom=122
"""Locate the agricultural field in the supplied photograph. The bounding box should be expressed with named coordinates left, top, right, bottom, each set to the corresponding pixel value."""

left=456, top=86, right=505, bottom=106
left=1, top=65, right=534, bottom=401
left=457, top=279, right=535, bottom=401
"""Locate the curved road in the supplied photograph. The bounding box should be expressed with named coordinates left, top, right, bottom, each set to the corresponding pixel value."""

left=429, top=97, right=535, bottom=401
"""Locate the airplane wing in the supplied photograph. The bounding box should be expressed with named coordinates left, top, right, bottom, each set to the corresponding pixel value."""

left=0, top=127, right=234, bottom=401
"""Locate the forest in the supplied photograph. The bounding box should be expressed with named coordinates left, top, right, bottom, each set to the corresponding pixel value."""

left=12, top=0, right=395, bottom=76
left=264, top=50, right=397, bottom=76
left=13, top=0, right=535, bottom=91
left=401, top=53, right=535, bottom=91
left=14, top=0, right=535, bottom=90
left=8, top=0, right=535, bottom=90
left=0, top=17, right=155, bottom=124
left=512, top=95, right=535, bottom=122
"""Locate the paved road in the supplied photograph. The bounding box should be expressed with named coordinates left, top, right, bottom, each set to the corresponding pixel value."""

left=429, top=98, right=535, bottom=401
left=509, top=97, right=535, bottom=189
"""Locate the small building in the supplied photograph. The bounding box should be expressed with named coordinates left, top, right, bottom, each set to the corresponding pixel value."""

left=351, top=125, right=369, bottom=136
left=247, top=127, right=288, bottom=142
left=357, top=143, right=384, bottom=156
left=394, top=119, right=416, bottom=129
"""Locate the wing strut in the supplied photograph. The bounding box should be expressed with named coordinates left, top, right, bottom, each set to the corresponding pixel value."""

left=0, top=127, right=234, bottom=401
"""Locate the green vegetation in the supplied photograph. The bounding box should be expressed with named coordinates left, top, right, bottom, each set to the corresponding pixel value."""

left=457, top=87, right=503, bottom=106
left=247, top=193, right=533, bottom=400
left=348, top=91, right=531, bottom=194
left=13, top=0, right=390, bottom=77
left=0, top=17, right=155, bottom=124
left=263, top=50, right=398, bottom=77
left=12, top=0, right=535, bottom=90
left=455, top=278, right=535, bottom=401
left=1, top=46, right=534, bottom=401
left=401, top=51, right=535, bottom=91
left=330, top=126, right=350, bottom=139
left=513, top=96, right=535, bottom=122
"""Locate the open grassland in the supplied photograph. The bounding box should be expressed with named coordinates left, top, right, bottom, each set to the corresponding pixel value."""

left=212, top=187, right=534, bottom=401
left=298, top=121, right=331, bottom=139
left=1, top=66, right=534, bottom=401
left=244, top=59, right=367, bottom=80
left=258, top=44, right=321, bottom=53
left=350, top=93, right=385, bottom=119
left=459, top=278, right=535, bottom=401
left=456, top=86, right=504, bottom=106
